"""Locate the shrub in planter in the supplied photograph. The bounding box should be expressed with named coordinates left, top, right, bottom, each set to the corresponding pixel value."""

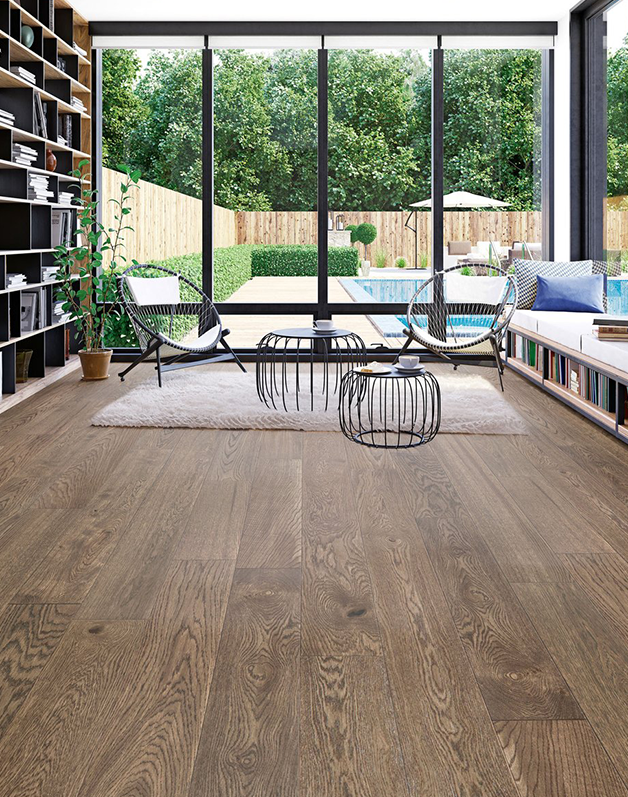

left=395, top=256, right=408, bottom=269
left=353, top=223, right=377, bottom=259
left=251, top=245, right=359, bottom=277
left=374, top=248, right=387, bottom=268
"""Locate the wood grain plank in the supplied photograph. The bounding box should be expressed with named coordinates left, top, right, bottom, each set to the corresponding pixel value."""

left=189, top=568, right=301, bottom=797
left=496, top=720, right=628, bottom=797
left=0, top=620, right=143, bottom=797
left=436, top=436, right=571, bottom=583
left=0, top=603, right=78, bottom=740
left=562, top=553, right=628, bottom=643
left=300, top=655, right=410, bottom=797
left=76, top=439, right=214, bottom=620
left=301, top=434, right=380, bottom=656
left=237, top=459, right=301, bottom=568
left=11, top=448, right=169, bottom=604
left=514, top=582, right=628, bottom=783
left=387, top=457, right=581, bottom=721
left=355, top=475, right=520, bottom=796
left=74, top=559, right=234, bottom=796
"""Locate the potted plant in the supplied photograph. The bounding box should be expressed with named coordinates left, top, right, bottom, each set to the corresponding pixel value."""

left=55, top=162, right=140, bottom=381
left=353, top=223, right=377, bottom=276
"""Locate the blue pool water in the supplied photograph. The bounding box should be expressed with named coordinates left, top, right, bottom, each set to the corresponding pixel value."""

left=339, top=276, right=628, bottom=338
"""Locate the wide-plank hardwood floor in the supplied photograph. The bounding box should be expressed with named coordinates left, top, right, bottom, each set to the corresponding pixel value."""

left=1, top=361, right=628, bottom=796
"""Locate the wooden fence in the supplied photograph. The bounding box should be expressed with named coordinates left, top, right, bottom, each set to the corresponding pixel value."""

left=103, top=169, right=628, bottom=264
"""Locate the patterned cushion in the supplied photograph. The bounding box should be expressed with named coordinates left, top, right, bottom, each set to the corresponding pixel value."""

left=513, top=259, right=594, bottom=309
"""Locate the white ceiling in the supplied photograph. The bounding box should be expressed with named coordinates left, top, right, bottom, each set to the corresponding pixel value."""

left=75, top=0, right=575, bottom=23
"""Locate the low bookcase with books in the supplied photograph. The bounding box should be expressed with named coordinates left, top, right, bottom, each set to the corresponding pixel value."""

left=506, top=325, right=628, bottom=443
left=0, top=0, right=89, bottom=413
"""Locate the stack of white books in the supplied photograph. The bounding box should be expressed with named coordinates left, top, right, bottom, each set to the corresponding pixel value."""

left=58, top=191, right=74, bottom=206
left=10, top=65, right=36, bottom=85
left=42, top=266, right=58, bottom=282
left=28, top=174, right=53, bottom=202
left=53, top=301, right=72, bottom=324
left=71, top=96, right=86, bottom=114
left=0, top=108, right=15, bottom=127
left=13, top=143, right=38, bottom=167
left=7, top=273, right=27, bottom=288
left=73, top=42, right=87, bottom=57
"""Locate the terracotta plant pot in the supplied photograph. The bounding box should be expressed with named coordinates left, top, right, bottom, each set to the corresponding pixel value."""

left=78, top=349, right=112, bottom=381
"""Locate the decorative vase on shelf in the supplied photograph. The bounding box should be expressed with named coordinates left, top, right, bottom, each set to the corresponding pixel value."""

left=46, top=148, right=57, bottom=172
left=21, top=25, right=35, bottom=49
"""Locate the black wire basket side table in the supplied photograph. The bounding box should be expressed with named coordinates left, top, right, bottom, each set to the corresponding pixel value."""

left=339, top=369, right=441, bottom=448
left=256, top=328, right=367, bottom=412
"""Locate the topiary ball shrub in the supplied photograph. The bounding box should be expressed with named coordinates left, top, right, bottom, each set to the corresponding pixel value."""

left=345, top=224, right=359, bottom=244
left=353, top=223, right=377, bottom=259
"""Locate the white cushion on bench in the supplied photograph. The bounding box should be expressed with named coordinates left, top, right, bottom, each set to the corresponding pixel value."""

left=535, top=312, right=602, bottom=351
left=581, top=333, right=628, bottom=373
left=511, top=309, right=541, bottom=333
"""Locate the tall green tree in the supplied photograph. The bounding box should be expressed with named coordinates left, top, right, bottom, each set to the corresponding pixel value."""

left=101, top=49, right=146, bottom=168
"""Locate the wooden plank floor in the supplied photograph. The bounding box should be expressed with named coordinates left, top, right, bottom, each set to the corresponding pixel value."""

left=1, top=361, right=628, bottom=795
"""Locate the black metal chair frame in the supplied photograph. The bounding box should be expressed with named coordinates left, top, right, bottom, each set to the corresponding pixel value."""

left=393, top=264, right=517, bottom=391
left=117, top=264, right=246, bottom=386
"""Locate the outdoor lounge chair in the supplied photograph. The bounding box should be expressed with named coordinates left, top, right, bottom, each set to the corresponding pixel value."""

left=117, top=264, right=246, bottom=386
left=394, top=263, right=517, bottom=391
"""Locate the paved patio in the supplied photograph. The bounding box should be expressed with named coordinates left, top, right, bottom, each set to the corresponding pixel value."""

left=220, top=270, right=424, bottom=348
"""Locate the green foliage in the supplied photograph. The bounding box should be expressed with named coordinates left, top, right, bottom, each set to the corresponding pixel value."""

left=251, top=245, right=359, bottom=277
left=608, top=44, right=628, bottom=198
left=54, top=163, right=141, bottom=351
left=214, top=245, right=254, bottom=301
left=395, top=256, right=408, bottom=269
left=102, top=50, right=146, bottom=168
left=374, top=248, right=387, bottom=268
left=353, top=222, right=378, bottom=259
left=102, top=47, right=564, bottom=214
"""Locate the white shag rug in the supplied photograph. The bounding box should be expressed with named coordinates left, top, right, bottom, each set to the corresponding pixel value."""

left=92, top=369, right=527, bottom=435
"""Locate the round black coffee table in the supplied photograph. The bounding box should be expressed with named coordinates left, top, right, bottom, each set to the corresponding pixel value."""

left=339, top=367, right=441, bottom=448
left=256, top=328, right=367, bottom=411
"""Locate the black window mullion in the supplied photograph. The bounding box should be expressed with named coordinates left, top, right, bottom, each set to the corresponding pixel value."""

left=432, top=42, right=444, bottom=273
left=202, top=41, right=214, bottom=301
left=317, top=44, right=329, bottom=319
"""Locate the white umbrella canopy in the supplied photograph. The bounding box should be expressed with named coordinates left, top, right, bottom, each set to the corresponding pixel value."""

left=410, top=190, right=510, bottom=209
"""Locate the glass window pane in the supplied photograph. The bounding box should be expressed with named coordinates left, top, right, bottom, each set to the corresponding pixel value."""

left=443, top=48, right=544, bottom=274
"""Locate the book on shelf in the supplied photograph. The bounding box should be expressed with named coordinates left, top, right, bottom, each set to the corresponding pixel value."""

left=58, top=191, right=74, bottom=207
left=51, top=209, right=74, bottom=247
left=7, top=273, right=27, bottom=288
left=0, top=108, right=15, bottom=126
left=48, top=0, right=55, bottom=32
left=73, top=42, right=88, bottom=57
left=71, top=97, right=86, bottom=114
left=33, top=93, right=48, bottom=139
left=595, top=330, right=628, bottom=340
left=10, top=66, right=36, bottom=85
left=60, top=114, right=73, bottom=148
left=593, top=317, right=628, bottom=327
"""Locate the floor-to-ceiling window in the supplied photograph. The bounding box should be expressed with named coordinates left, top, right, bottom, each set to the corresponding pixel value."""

left=93, top=27, right=555, bottom=354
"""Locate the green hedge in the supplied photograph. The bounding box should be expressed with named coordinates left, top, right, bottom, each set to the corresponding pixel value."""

left=252, top=245, right=359, bottom=277
left=104, top=247, right=254, bottom=348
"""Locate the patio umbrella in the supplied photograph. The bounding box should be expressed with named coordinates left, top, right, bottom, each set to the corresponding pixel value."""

left=405, top=191, right=510, bottom=268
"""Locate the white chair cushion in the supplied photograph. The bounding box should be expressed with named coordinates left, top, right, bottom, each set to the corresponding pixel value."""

left=186, top=324, right=221, bottom=351
left=445, top=273, right=508, bottom=304
left=126, top=275, right=180, bottom=305
left=535, top=312, right=602, bottom=352
left=581, top=334, right=628, bottom=373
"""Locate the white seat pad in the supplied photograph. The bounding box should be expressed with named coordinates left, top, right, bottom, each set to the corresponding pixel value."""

left=581, top=334, right=628, bottom=373
left=535, top=312, right=604, bottom=351
left=511, top=309, right=541, bottom=333
left=185, top=324, right=221, bottom=351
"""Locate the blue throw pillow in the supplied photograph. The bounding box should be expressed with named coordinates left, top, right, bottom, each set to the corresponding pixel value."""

left=531, top=274, right=605, bottom=312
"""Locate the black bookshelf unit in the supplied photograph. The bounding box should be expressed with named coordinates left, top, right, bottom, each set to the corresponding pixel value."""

left=0, top=0, right=89, bottom=412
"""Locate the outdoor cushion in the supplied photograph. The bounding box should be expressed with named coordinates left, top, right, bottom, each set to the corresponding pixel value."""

left=448, top=241, right=472, bottom=256
left=445, top=273, right=508, bottom=305
left=535, top=312, right=601, bottom=352
left=532, top=274, right=605, bottom=313
left=510, top=309, right=541, bottom=333
left=126, top=275, right=181, bottom=306
left=581, top=333, right=628, bottom=373
left=514, top=259, right=594, bottom=309
left=186, top=324, right=222, bottom=351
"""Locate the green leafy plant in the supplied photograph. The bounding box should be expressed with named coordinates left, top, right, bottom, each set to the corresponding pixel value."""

left=418, top=252, right=430, bottom=270
left=345, top=224, right=358, bottom=243
left=374, top=248, right=387, bottom=268
left=251, top=245, right=359, bottom=276
left=395, top=256, right=408, bottom=269
left=54, top=162, right=141, bottom=352
left=353, top=223, right=377, bottom=260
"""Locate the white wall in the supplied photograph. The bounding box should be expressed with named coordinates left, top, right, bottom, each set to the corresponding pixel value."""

left=554, top=13, right=572, bottom=259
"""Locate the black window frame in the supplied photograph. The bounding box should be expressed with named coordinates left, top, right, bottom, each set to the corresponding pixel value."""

left=90, top=20, right=556, bottom=358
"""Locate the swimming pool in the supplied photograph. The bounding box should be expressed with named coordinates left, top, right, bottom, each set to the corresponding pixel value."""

left=339, top=276, right=628, bottom=338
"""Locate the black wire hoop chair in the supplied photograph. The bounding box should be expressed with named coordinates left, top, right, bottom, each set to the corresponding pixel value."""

left=117, top=264, right=246, bottom=386
left=394, top=264, right=517, bottom=391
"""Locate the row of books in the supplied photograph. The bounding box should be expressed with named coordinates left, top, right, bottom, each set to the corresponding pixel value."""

left=11, top=66, right=36, bottom=85
left=6, top=273, right=27, bottom=289
left=0, top=108, right=15, bottom=127
left=53, top=300, right=71, bottom=324
left=43, top=266, right=58, bottom=282
left=13, top=142, right=38, bottom=167
left=548, top=350, right=618, bottom=414
left=59, top=113, right=73, bottom=148
left=509, top=334, right=543, bottom=371
left=20, top=288, right=48, bottom=332
left=28, top=174, right=53, bottom=202
left=593, top=316, right=628, bottom=341
left=33, top=93, right=48, bottom=138
left=51, top=208, right=74, bottom=247
left=71, top=96, right=86, bottom=114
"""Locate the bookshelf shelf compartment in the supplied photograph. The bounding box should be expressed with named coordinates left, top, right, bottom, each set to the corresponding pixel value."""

left=0, top=0, right=89, bottom=411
